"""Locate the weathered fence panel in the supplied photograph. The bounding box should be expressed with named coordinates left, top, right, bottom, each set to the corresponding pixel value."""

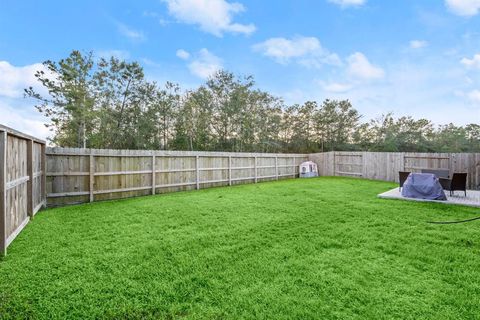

left=0, top=125, right=46, bottom=255
left=4, top=119, right=480, bottom=255
left=451, top=153, right=480, bottom=191
left=3, top=123, right=480, bottom=255
left=46, top=148, right=309, bottom=207
left=309, top=151, right=480, bottom=189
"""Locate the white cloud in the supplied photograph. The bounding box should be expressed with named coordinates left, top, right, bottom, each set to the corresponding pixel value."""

left=253, top=36, right=341, bottom=67
left=328, top=0, right=366, bottom=8
left=0, top=61, right=46, bottom=98
left=0, top=61, right=52, bottom=140
left=445, top=0, right=480, bottom=16
left=187, top=48, right=223, bottom=79
left=467, top=89, right=480, bottom=102
left=455, top=88, right=480, bottom=103
left=143, top=11, right=171, bottom=26
left=461, top=54, right=480, bottom=69
left=285, top=56, right=478, bottom=125
left=347, top=52, right=385, bottom=80
left=141, top=58, right=162, bottom=68
left=410, top=40, right=428, bottom=49
left=176, top=49, right=190, bottom=60
left=117, top=22, right=146, bottom=41
left=162, top=0, right=255, bottom=36
left=0, top=100, right=50, bottom=140
left=253, top=37, right=319, bottom=62
left=322, top=82, right=353, bottom=93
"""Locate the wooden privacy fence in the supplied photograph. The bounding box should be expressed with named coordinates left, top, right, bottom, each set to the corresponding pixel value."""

left=0, top=125, right=46, bottom=255
left=309, top=151, right=480, bottom=189
left=46, top=148, right=309, bottom=207
left=3, top=122, right=480, bottom=255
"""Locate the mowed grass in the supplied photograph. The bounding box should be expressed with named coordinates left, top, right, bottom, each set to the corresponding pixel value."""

left=1, top=177, right=480, bottom=319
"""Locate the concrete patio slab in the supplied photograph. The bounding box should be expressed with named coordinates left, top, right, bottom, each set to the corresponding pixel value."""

left=378, top=188, right=480, bottom=208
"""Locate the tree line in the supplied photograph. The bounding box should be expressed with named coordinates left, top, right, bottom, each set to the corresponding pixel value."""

left=26, top=50, right=480, bottom=153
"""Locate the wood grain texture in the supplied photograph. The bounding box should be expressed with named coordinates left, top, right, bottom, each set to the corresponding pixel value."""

left=46, top=147, right=308, bottom=206
left=0, top=130, right=6, bottom=255
left=3, top=127, right=480, bottom=256
left=0, top=126, right=46, bottom=255
left=5, top=134, right=29, bottom=243
left=27, top=139, right=33, bottom=217
left=309, top=151, right=480, bottom=189
left=43, top=148, right=480, bottom=207
left=33, top=142, right=44, bottom=214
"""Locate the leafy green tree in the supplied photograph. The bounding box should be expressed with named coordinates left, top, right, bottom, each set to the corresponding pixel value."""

left=172, top=87, right=214, bottom=151
left=205, top=71, right=253, bottom=151
left=93, top=57, right=145, bottom=149
left=250, top=92, right=283, bottom=152
left=355, top=114, right=434, bottom=152
left=27, top=50, right=480, bottom=154
left=25, top=50, right=96, bottom=147
left=465, top=124, right=480, bottom=152
left=433, top=124, right=470, bottom=152
left=314, top=99, right=361, bottom=151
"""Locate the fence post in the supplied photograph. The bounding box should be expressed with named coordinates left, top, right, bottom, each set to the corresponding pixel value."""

left=333, top=152, right=336, bottom=176
left=89, top=152, right=94, bottom=202
left=275, top=156, right=278, bottom=180
left=27, top=139, right=33, bottom=218
left=151, top=155, right=156, bottom=195
left=41, top=144, right=46, bottom=208
left=0, top=130, right=7, bottom=256
left=195, top=155, right=200, bottom=190
left=448, top=153, right=453, bottom=177
left=362, top=152, right=367, bottom=178
left=293, top=157, right=296, bottom=177
left=254, top=156, right=257, bottom=183
left=228, top=156, right=232, bottom=186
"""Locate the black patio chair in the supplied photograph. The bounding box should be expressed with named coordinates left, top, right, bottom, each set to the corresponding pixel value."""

left=399, top=171, right=411, bottom=191
left=443, top=173, right=467, bottom=196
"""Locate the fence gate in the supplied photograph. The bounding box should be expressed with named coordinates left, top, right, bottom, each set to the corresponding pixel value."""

left=313, top=151, right=479, bottom=189
left=333, top=152, right=364, bottom=177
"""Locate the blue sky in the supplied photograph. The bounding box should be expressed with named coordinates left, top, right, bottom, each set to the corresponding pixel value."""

left=1, top=0, right=479, bottom=139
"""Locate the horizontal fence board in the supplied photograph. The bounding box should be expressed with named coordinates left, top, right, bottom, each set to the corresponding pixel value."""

left=94, top=170, right=153, bottom=176
left=156, top=168, right=196, bottom=173
left=6, top=176, right=30, bottom=190
left=94, top=186, right=152, bottom=195
left=1, top=125, right=46, bottom=255
left=46, top=147, right=309, bottom=206
left=156, top=182, right=197, bottom=188
left=33, top=202, right=44, bottom=215
left=4, top=125, right=480, bottom=256
left=47, top=191, right=90, bottom=198
left=42, top=148, right=480, bottom=207
left=404, top=156, right=450, bottom=160
left=335, top=171, right=363, bottom=176
left=47, top=172, right=89, bottom=176
left=404, top=166, right=450, bottom=171
left=0, top=124, right=46, bottom=145
left=5, top=217, right=29, bottom=248
left=309, top=151, right=480, bottom=189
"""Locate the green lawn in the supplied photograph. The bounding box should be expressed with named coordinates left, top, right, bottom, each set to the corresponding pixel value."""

left=1, top=177, right=480, bottom=319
